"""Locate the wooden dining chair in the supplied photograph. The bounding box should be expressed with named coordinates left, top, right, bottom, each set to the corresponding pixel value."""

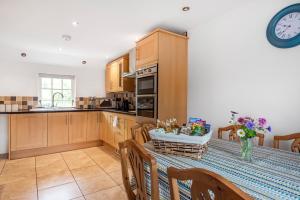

left=119, top=139, right=159, bottom=200
left=167, top=167, right=253, bottom=200
left=273, top=133, right=300, bottom=153
left=131, top=122, right=156, bottom=143
left=218, top=125, right=265, bottom=146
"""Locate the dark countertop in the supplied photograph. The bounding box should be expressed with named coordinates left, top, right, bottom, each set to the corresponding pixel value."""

left=0, top=108, right=137, bottom=116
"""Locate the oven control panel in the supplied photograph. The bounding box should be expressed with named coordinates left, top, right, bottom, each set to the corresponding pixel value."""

left=136, top=65, right=157, bottom=77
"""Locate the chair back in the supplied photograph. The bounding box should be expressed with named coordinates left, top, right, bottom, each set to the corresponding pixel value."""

left=119, top=139, right=159, bottom=200
left=131, top=122, right=156, bottom=143
left=218, top=125, right=264, bottom=146
left=273, top=133, right=300, bottom=153
left=167, top=167, right=252, bottom=200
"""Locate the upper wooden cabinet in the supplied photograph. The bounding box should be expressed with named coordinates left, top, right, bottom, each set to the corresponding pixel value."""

left=10, top=113, right=47, bottom=151
left=87, top=112, right=101, bottom=141
left=105, top=54, right=134, bottom=93
left=48, top=112, right=69, bottom=146
left=69, top=112, right=88, bottom=144
left=136, top=29, right=188, bottom=125
left=136, top=32, right=159, bottom=69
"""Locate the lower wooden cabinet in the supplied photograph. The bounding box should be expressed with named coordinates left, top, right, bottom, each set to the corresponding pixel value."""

left=10, top=113, right=47, bottom=151
left=69, top=112, right=88, bottom=144
left=101, top=112, right=136, bottom=149
left=48, top=112, right=69, bottom=146
left=87, top=112, right=101, bottom=141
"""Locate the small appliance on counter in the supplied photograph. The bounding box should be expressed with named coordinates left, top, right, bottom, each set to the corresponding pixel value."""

left=99, top=98, right=116, bottom=109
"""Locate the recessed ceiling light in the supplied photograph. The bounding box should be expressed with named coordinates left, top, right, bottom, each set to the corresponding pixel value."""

left=21, top=52, right=26, bottom=57
left=182, top=6, right=190, bottom=12
left=82, top=60, right=87, bottom=64
left=62, top=34, right=72, bottom=41
left=72, top=21, right=79, bottom=27
left=58, top=48, right=62, bottom=52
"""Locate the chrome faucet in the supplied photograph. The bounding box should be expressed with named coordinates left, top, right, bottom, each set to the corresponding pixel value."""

left=52, top=92, right=64, bottom=107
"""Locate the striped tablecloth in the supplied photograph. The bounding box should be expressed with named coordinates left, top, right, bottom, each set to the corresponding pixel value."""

left=144, top=139, right=300, bottom=200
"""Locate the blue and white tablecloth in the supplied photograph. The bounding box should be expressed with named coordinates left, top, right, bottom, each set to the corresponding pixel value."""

left=144, top=139, right=300, bottom=200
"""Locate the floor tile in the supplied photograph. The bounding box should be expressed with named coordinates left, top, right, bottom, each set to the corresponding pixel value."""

left=36, top=159, right=69, bottom=177
left=0, top=170, right=36, bottom=185
left=84, top=186, right=127, bottom=200
left=72, top=197, right=85, bottom=200
left=82, top=147, right=106, bottom=157
left=0, top=178, right=37, bottom=200
left=62, top=151, right=96, bottom=170
left=77, top=174, right=117, bottom=195
left=38, top=182, right=82, bottom=200
left=94, top=157, right=121, bottom=173
left=37, top=170, right=74, bottom=190
left=0, top=159, right=5, bottom=174
left=2, top=157, right=35, bottom=175
left=36, top=153, right=63, bottom=168
left=108, top=170, right=123, bottom=185
left=71, top=165, right=106, bottom=181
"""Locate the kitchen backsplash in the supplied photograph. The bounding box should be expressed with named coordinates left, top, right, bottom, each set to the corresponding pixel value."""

left=76, top=92, right=136, bottom=109
left=0, top=96, right=39, bottom=110
left=0, top=92, right=136, bottom=111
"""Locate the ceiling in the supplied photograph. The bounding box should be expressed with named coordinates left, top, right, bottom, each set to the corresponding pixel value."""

left=0, top=0, right=244, bottom=68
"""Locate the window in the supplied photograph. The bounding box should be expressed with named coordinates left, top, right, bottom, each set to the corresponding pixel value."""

left=38, top=73, right=75, bottom=107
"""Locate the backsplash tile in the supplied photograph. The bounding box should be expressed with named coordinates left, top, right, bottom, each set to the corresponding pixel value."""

left=0, top=96, right=39, bottom=111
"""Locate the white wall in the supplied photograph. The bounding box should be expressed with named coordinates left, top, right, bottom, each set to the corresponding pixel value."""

left=188, top=0, right=300, bottom=149
left=0, top=60, right=105, bottom=97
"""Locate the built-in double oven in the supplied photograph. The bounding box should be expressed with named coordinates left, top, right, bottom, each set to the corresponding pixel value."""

left=136, top=65, right=158, bottom=123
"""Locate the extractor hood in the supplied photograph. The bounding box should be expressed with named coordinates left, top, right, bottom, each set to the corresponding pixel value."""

left=122, top=48, right=136, bottom=78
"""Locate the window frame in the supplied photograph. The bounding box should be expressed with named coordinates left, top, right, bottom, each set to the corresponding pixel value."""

left=38, top=73, right=76, bottom=107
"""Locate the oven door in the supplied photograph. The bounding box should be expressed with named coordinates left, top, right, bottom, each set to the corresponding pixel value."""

left=136, top=95, right=157, bottom=122
left=136, top=74, right=157, bottom=95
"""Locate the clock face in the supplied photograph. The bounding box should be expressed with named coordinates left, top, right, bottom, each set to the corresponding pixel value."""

left=275, top=12, right=300, bottom=40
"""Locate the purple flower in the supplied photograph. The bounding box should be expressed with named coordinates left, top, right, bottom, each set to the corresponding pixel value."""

left=237, top=117, right=245, bottom=124
left=258, top=117, right=267, bottom=127
left=245, top=121, right=255, bottom=130
left=266, top=126, right=272, bottom=132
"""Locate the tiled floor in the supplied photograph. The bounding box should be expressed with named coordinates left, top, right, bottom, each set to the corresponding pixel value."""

left=0, top=145, right=128, bottom=200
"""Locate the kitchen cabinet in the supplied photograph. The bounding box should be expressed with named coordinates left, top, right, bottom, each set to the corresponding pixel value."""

left=87, top=112, right=101, bottom=141
left=69, top=112, right=88, bottom=144
left=101, top=112, right=136, bottom=149
left=48, top=112, right=69, bottom=146
left=10, top=113, right=47, bottom=151
left=105, top=54, right=134, bottom=93
left=136, top=32, right=159, bottom=69
left=135, top=29, right=188, bottom=125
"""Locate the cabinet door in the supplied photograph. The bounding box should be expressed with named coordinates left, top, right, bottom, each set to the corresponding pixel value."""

left=99, top=112, right=105, bottom=141
left=10, top=114, right=47, bottom=151
left=105, top=64, right=111, bottom=93
left=106, top=114, right=115, bottom=146
left=136, top=32, right=159, bottom=69
left=110, top=61, right=120, bottom=92
left=48, top=112, right=69, bottom=146
left=113, top=117, right=126, bottom=149
left=87, top=112, right=100, bottom=141
left=69, top=112, right=87, bottom=144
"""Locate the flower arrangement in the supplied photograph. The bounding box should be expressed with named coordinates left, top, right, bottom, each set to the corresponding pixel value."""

left=229, top=111, right=271, bottom=161
left=229, top=111, right=271, bottom=139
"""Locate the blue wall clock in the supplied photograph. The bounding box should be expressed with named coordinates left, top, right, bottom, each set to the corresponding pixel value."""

left=266, top=3, right=300, bottom=48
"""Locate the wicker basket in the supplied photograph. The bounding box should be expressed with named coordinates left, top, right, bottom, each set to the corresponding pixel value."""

left=149, top=129, right=212, bottom=160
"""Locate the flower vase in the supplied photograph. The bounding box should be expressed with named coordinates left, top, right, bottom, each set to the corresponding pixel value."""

left=240, top=138, right=253, bottom=161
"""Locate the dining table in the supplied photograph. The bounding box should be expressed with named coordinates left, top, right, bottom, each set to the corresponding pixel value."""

left=144, top=138, right=300, bottom=200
